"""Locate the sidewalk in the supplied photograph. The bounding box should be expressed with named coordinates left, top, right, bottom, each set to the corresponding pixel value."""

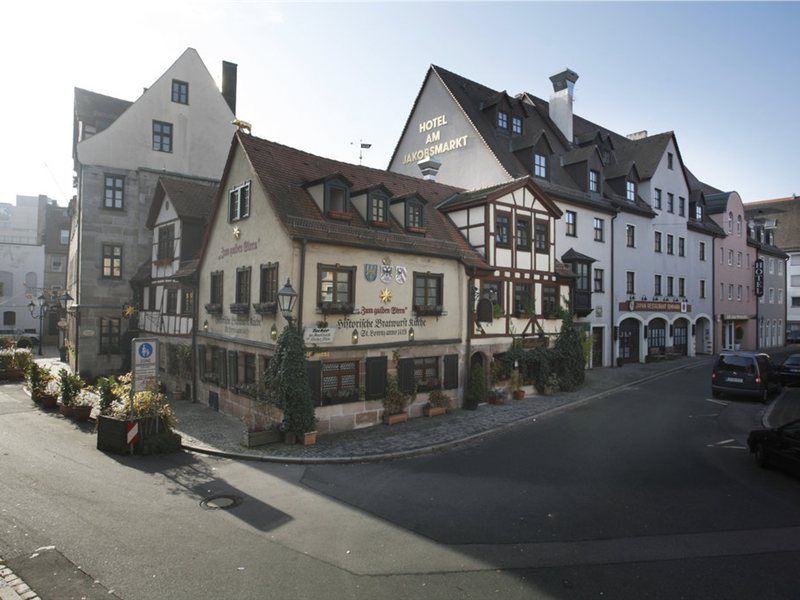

left=174, top=355, right=713, bottom=463
left=764, top=387, right=800, bottom=428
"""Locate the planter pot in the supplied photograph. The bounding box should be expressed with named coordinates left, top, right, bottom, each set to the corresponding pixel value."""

left=513, top=390, right=525, bottom=401
left=97, top=415, right=169, bottom=454
left=423, top=405, right=446, bottom=417
left=283, top=431, right=297, bottom=445
left=383, top=412, right=408, bottom=425
left=59, top=403, right=74, bottom=417
left=39, top=393, right=58, bottom=409
left=72, top=405, right=92, bottom=422
left=0, top=368, right=24, bottom=382
left=241, top=429, right=282, bottom=448
left=300, top=431, right=317, bottom=446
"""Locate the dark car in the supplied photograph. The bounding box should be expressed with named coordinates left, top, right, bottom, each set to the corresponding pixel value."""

left=776, top=354, right=800, bottom=387
left=748, top=418, right=800, bottom=476
left=711, top=351, right=781, bottom=402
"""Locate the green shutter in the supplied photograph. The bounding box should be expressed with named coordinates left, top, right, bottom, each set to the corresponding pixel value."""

left=307, top=361, right=322, bottom=405
left=443, top=354, right=458, bottom=390
left=198, top=345, right=206, bottom=379
left=397, top=358, right=415, bottom=394
left=365, top=356, right=387, bottom=400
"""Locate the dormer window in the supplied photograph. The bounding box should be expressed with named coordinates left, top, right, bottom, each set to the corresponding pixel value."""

left=589, top=170, right=599, bottom=192
left=406, top=200, right=424, bottom=231
left=368, top=191, right=388, bottom=226
left=511, top=116, right=523, bottom=135
left=695, top=204, right=703, bottom=220
left=497, top=111, right=508, bottom=129
left=228, top=181, right=250, bottom=223
left=626, top=180, right=636, bottom=202
left=324, top=180, right=351, bottom=219
left=534, top=153, right=547, bottom=179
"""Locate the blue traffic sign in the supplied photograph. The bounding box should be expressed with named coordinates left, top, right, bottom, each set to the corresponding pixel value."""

left=138, top=342, right=153, bottom=359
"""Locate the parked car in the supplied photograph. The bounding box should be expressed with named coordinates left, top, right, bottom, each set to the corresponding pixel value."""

left=787, top=330, right=800, bottom=345
left=711, top=351, right=781, bottom=402
left=775, top=354, right=800, bottom=387
left=748, top=418, right=800, bottom=477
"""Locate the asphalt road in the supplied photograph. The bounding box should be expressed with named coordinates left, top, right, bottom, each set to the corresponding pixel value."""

left=2, top=354, right=799, bottom=599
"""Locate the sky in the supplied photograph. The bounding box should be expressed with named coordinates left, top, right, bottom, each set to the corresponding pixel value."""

left=1, top=1, right=798, bottom=206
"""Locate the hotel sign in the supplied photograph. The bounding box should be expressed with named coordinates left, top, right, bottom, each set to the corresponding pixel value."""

left=754, top=258, right=764, bottom=297
left=400, top=114, right=469, bottom=165
left=619, top=301, right=690, bottom=313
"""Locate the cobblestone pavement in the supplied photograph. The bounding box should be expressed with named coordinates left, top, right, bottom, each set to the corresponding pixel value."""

left=765, top=386, right=800, bottom=428
left=0, top=558, right=39, bottom=600
left=174, top=355, right=713, bottom=461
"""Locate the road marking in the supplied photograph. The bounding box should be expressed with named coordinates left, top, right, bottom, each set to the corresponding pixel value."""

left=705, top=398, right=729, bottom=406
left=716, top=438, right=735, bottom=445
left=689, top=413, right=719, bottom=418
left=721, top=445, right=748, bottom=450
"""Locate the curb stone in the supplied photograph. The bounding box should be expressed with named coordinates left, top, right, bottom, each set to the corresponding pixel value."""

left=0, top=559, right=39, bottom=600
left=182, top=359, right=704, bottom=464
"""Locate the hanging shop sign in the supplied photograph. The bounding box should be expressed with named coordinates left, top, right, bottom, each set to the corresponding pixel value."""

left=754, top=258, right=765, bottom=297
left=303, top=327, right=338, bottom=344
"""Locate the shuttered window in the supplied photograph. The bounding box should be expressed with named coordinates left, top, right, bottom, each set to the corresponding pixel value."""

left=396, top=358, right=415, bottom=394
left=365, top=356, right=387, bottom=400
left=443, top=355, right=458, bottom=390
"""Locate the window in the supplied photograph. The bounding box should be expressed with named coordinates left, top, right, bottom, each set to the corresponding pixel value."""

left=667, top=276, right=674, bottom=297
left=736, top=215, right=742, bottom=236
left=779, top=260, right=784, bottom=275
left=413, top=272, right=443, bottom=309
left=626, top=181, right=636, bottom=202
left=318, top=265, right=355, bottom=306
left=3, top=311, right=15, bottom=326
left=515, top=217, right=530, bottom=250
left=695, top=204, right=704, bottom=220
left=50, top=256, right=63, bottom=272
left=259, top=263, right=278, bottom=303
left=769, top=288, right=775, bottom=303
left=593, top=217, right=604, bottom=242
left=793, top=255, right=800, bottom=267
left=497, top=111, right=508, bottom=129
left=728, top=250, right=733, bottom=266
left=654, top=231, right=662, bottom=253
left=728, top=211, right=733, bottom=232
left=171, top=79, right=188, bottom=104
left=667, top=152, right=674, bottom=170
left=495, top=213, right=510, bottom=247
left=653, top=188, right=662, bottom=210
left=152, top=120, right=173, bottom=152
left=589, top=170, right=599, bottom=192
left=746, top=254, right=750, bottom=269
left=654, top=274, right=662, bottom=296
left=181, top=289, right=194, bottom=315
left=679, top=277, right=685, bottom=298
left=699, top=242, right=706, bottom=261
left=593, top=268, right=604, bottom=292
left=102, top=244, right=122, bottom=278
left=166, top=288, right=178, bottom=314
left=103, top=175, right=124, bottom=209
left=482, top=281, right=501, bottom=307
left=413, top=357, right=440, bottom=390
left=678, top=237, right=685, bottom=257
left=739, top=285, right=744, bottom=302
left=235, top=267, right=251, bottom=304
left=406, top=200, right=424, bottom=229
left=321, top=361, right=359, bottom=404
left=210, top=271, right=223, bottom=305
left=228, top=182, right=250, bottom=222
left=542, top=286, right=559, bottom=317
left=678, top=196, right=685, bottom=217
left=148, top=285, right=156, bottom=310
left=511, top=116, right=522, bottom=135
left=626, top=224, right=635, bottom=247
left=626, top=271, right=635, bottom=295
left=243, top=353, right=256, bottom=386
left=157, top=224, right=175, bottom=260
left=228, top=351, right=239, bottom=389
left=565, top=211, right=577, bottom=237
left=99, top=318, right=120, bottom=354
left=769, top=258, right=775, bottom=274
left=737, top=252, right=742, bottom=268
left=700, top=279, right=706, bottom=299
left=514, top=283, right=533, bottom=314
left=60, top=229, right=69, bottom=245
left=573, top=262, right=590, bottom=292
left=534, top=219, right=549, bottom=252
left=325, top=181, right=349, bottom=215
left=728, top=284, right=733, bottom=301
left=792, top=275, right=800, bottom=287
left=667, top=193, right=674, bottom=213
left=534, top=153, right=547, bottom=178
left=793, top=297, right=800, bottom=308
left=368, top=192, right=388, bottom=224
left=779, top=288, right=784, bottom=304
left=720, top=283, right=724, bottom=300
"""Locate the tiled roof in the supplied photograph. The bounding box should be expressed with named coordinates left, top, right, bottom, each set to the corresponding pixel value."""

left=437, top=176, right=563, bottom=217
left=131, top=259, right=151, bottom=284
left=704, top=192, right=733, bottom=215
left=74, top=88, right=132, bottom=124
left=235, top=133, right=491, bottom=272
left=173, top=259, right=200, bottom=279
left=146, top=176, right=219, bottom=229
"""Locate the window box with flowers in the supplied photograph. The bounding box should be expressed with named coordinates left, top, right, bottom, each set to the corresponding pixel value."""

left=253, top=301, right=277, bottom=316
left=229, top=302, right=250, bottom=316
left=416, top=377, right=441, bottom=393
left=205, top=303, right=222, bottom=315
left=413, top=304, right=444, bottom=317
left=326, top=210, right=353, bottom=222
left=321, top=388, right=359, bottom=406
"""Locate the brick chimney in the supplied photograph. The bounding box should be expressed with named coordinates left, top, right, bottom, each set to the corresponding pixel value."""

left=548, top=69, right=579, bottom=144
left=417, top=157, right=442, bottom=181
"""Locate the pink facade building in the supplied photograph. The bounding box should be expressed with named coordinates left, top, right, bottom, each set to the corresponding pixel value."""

left=707, top=191, right=758, bottom=350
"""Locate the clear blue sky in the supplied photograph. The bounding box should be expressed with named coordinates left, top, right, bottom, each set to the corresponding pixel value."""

left=2, top=1, right=798, bottom=205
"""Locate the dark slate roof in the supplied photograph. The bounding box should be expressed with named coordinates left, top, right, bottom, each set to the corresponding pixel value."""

left=173, top=259, right=200, bottom=279
left=555, top=260, right=577, bottom=279
left=757, top=242, right=788, bottom=259
left=131, top=259, right=151, bottom=284
left=688, top=214, right=726, bottom=237
left=229, top=133, right=490, bottom=272
left=684, top=167, right=723, bottom=197
left=74, top=88, right=132, bottom=125
left=561, top=248, right=597, bottom=263
left=437, top=176, right=563, bottom=217
left=704, top=192, right=733, bottom=215
left=146, top=176, right=219, bottom=229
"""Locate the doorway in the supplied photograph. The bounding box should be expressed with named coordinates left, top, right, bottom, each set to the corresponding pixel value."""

left=619, top=318, right=640, bottom=364
left=673, top=318, right=688, bottom=355
left=592, top=327, right=604, bottom=368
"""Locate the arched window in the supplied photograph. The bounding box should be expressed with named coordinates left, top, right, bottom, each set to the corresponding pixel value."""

left=728, top=211, right=733, bottom=232
left=736, top=215, right=742, bottom=236
left=24, top=271, right=37, bottom=291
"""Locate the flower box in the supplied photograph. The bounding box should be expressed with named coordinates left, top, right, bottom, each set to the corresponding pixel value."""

left=229, top=302, right=250, bottom=315
left=300, top=431, right=317, bottom=446
left=205, top=303, right=222, bottom=315
left=383, top=412, right=408, bottom=425
left=241, top=428, right=282, bottom=448
left=59, top=403, right=74, bottom=417
left=413, top=305, right=444, bottom=317
left=39, top=393, right=58, bottom=409
left=327, top=210, right=353, bottom=222
left=0, top=368, right=24, bottom=382
left=72, top=405, right=92, bottom=422
left=423, top=405, right=446, bottom=417
left=319, top=302, right=355, bottom=315
left=406, top=226, right=427, bottom=235
left=253, top=302, right=277, bottom=316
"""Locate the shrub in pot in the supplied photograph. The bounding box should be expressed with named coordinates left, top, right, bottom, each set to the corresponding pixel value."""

left=382, top=375, right=410, bottom=424
left=58, top=369, right=83, bottom=416
left=424, top=388, right=451, bottom=417
left=40, top=379, right=60, bottom=408
left=25, top=362, right=50, bottom=402
left=72, top=388, right=98, bottom=422
left=464, top=364, right=487, bottom=410
left=508, top=370, right=525, bottom=401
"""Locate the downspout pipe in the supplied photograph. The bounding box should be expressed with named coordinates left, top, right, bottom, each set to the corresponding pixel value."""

left=297, top=239, right=307, bottom=330
left=465, top=268, right=475, bottom=405
left=610, top=208, right=618, bottom=367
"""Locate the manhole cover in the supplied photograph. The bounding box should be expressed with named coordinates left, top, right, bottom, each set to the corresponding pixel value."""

left=200, top=495, right=242, bottom=510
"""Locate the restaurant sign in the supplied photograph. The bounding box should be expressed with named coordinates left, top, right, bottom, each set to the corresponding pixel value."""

left=619, top=301, right=690, bottom=313
left=754, top=258, right=764, bottom=297
left=303, top=327, right=338, bottom=344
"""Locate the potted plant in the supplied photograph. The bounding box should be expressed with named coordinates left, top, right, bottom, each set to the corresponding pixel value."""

left=509, top=370, right=525, bottom=401
left=58, top=369, right=83, bottom=417
left=40, top=378, right=60, bottom=408
left=382, top=375, right=409, bottom=424
left=0, top=348, right=31, bottom=381
left=25, top=362, right=48, bottom=402
left=542, top=373, right=559, bottom=396
left=72, top=388, right=98, bottom=422
left=488, top=387, right=506, bottom=405
left=424, top=388, right=451, bottom=417
left=465, top=363, right=487, bottom=410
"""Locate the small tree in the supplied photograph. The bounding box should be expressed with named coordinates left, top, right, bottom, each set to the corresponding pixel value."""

left=268, top=325, right=315, bottom=435
left=465, top=363, right=487, bottom=410
left=552, top=311, right=585, bottom=391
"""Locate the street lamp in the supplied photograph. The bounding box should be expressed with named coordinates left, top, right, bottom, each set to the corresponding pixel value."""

left=28, top=293, right=48, bottom=356
left=277, top=279, right=298, bottom=325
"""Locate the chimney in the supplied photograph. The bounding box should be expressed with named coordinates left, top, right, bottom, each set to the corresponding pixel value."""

left=222, top=61, right=237, bottom=115
left=548, top=69, right=579, bottom=143
left=626, top=130, right=648, bottom=141
left=417, top=157, right=442, bottom=181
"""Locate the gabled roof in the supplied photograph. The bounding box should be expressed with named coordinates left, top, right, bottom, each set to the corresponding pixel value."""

left=561, top=248, right=596, bottom=263
left=74, top=88, right=132, bottom=125
left=146, top=176, right=219, bottom=229
left=437, top=176, right=563, bottom=218
left=210, top=132, right=491, bottom=272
